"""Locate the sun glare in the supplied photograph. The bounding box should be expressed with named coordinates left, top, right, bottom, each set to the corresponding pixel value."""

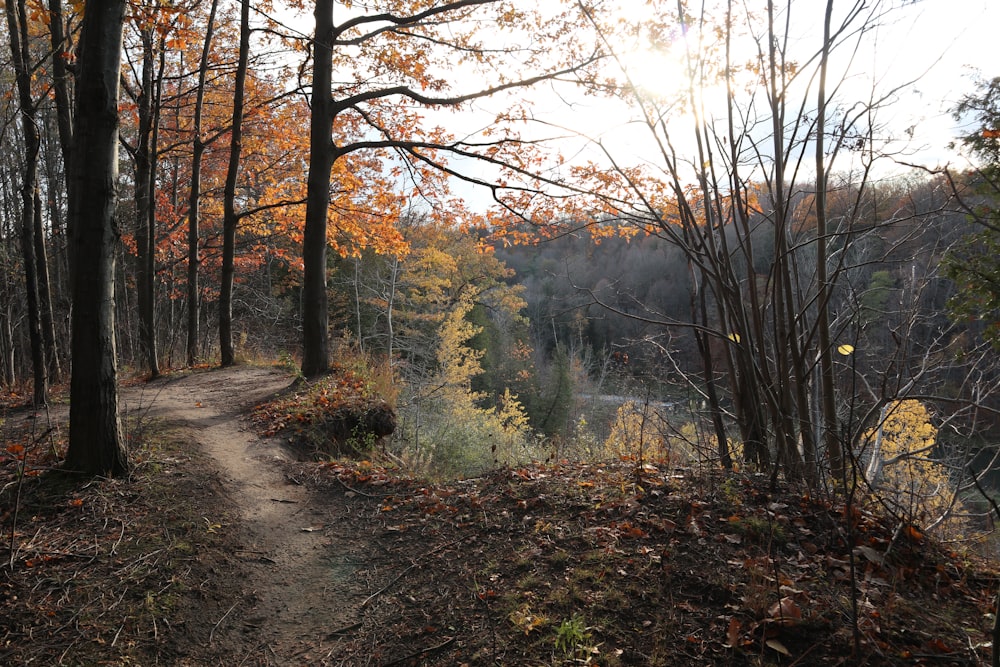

left=613, top=44, right=731, bottom=122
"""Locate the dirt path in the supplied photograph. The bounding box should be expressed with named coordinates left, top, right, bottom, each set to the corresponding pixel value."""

left=134, top=366, right=367, bottom=664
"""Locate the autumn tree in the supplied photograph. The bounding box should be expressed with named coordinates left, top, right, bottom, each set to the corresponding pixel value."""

left=65, top=0, right=129, bottom=476
left=182, top=0, right=220, bottom=366
left=219, top=0, right=250, bottom=367
left=863, top=400, right=961, bottom=531
left=121, top=2, right=172, bottom=377
left=402, top=287, right=533, bottom=475
left=299, top=0, right=599, bottom=378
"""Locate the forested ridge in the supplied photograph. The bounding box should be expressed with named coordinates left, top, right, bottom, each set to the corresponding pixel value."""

left=4, top=0, right=1000, bottom=664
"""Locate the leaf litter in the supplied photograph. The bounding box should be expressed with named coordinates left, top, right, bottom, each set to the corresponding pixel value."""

left=1, top=366, right=998, bottom=665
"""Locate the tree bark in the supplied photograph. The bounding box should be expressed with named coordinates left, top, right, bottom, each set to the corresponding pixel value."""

left=6, top=0, right=48, bottom=406
left=815, top=0, right=843, bottom=477
left=186, top=0, right=219, bottom=367
left=220, top=0, right=251, bottom=367
left=301, top=0, right=336, bottom=378
left=49, top=0, right=73, bottom=290
left=135, top=28, right=160, bottom=378
left=33, top=190, right=60, bottom=380
left=65, top=0, right=128, bottom=477
left=47, top=0, right=74, bottom=165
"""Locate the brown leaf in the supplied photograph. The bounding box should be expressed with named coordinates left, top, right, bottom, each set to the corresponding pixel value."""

left=855, top=545, right=884, bottom=565
left=767, top=597, right=802, bottom=625
left=726, top=617, right=741, bottom=647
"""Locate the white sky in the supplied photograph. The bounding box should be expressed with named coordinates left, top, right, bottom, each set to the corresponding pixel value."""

left=440, top=1, right=1000, bottom=211
left=276, top=1, right=1000, bottom=211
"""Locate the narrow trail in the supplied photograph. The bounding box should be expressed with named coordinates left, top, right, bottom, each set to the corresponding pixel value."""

left=132, top=365, right=367, bottom=664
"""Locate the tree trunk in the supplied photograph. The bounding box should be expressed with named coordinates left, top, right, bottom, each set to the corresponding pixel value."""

left=186, top=0, right=219, bottom=367
left=64, top=0, right=128, bottom=477
left=220, top=0, right=250, bottom=367
left=301, top=0, right=336, bottom=378
left=815, top=0, right=843, bottom=477
left=6, top=0, right=48, bottom=406
left=135, top=28, right=160, bottom=378
left=33, top=190, right=60, bottom=380
left=47, top=0, right=74, bottom=165
left=42, top=113, right=69, bottom=344
left=1, top=277, right=15, bottom=386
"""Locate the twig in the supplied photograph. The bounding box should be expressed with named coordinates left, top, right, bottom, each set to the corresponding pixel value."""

left=209, top=599, right=240, bottom=645
left=360, top=563, right=417, bottom=609
left=360, top=535, right=473, bottom=608
left=110, top=619, right=126, bottom=647
left=380, top=636, right=455, bottom=666
left=6, top=429, right=52, bottom=569
left=326, top=621, right=362, bottom=638
left=111, top=518, right=126, bottom=555
left=333, top=475, right=390, bottom=498
left=237, top=643, right=267, bottom=666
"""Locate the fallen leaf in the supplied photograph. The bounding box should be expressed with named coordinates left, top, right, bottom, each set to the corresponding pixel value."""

left=765, top=638, right=791, bottom=656
left=726, top=617, right=741, bottom=647
left=767, top=597, right=802, bottom=625
left=855, top=545, right=884, bottom=565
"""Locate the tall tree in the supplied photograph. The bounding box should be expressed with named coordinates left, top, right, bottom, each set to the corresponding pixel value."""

left=946, top=76, right=1000, bottom=348
left=64, top=0, right=128, bottom=476
left=301, top=0, right=597, bottom=377
left=5, top=0, right=49, bottom=405
left=186, top=0, right=220, bottom=366
left=134, top=26, right=161, bottom=377
left=219, top=0, right=251, bottom=367
left=301, top=0, right=337, bottom=377
left=814, top=0, right=843, bottom=475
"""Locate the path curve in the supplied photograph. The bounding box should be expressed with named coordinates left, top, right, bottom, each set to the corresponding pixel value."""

left=133, top=366, right=364, bottom=664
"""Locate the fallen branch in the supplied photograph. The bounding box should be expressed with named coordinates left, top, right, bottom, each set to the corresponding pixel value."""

left=381, top=636, right=455, bottom=666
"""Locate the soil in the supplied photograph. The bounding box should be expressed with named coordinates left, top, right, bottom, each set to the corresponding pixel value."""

left=131, top=366, right=368, bottom=664
left=2, top=364, right=999, bottom=666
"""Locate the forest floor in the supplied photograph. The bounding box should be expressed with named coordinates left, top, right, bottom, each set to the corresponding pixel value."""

left=1, top=364, right=999, bottom=666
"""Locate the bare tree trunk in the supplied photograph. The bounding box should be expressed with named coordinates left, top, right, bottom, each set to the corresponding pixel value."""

left=33, top=191, right=60, bottom=380
left=6, top=0, right=48, bottom=406
left=220, top=0, right=250, bottom=367
left=42, top=113, right=69, bottom=345
left=135, top=28, right=160, bottom=377
left=47, top=0, right=73, bottom=165
left=301, top=0, right=336, bottom=378
left=65, top=0, right=128, bottom=477
left=186, top=0, right=219, bottom=367
left=0, top=315, right=13, bottom=387
left=815, top=0, right=843, bottom=476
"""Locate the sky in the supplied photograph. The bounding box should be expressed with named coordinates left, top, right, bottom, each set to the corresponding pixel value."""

left=850, top=0, right=998, bottom=169
left=274, top=1, right=1000, bottom=211
left=437, top=0, right=1000, bottom=211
